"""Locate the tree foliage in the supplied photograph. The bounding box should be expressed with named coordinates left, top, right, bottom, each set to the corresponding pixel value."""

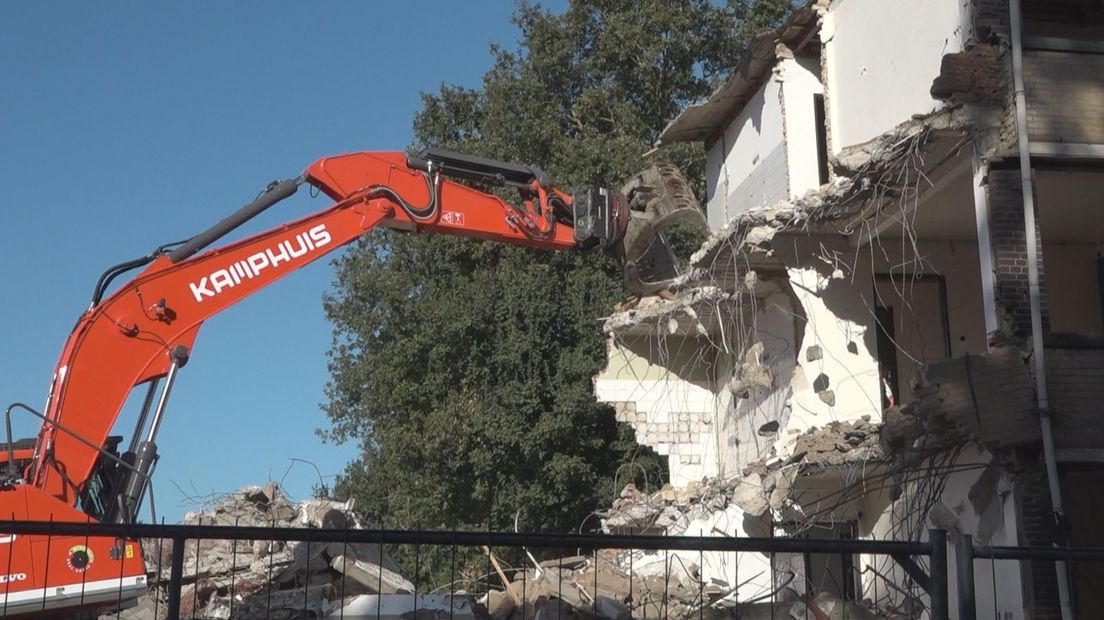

left=324, top=0, right=793, bottom=541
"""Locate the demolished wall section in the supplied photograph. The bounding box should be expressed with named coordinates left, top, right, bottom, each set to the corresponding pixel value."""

left=860, top=446, right=1025, bottom=618
left=822, top=0, right=964, bottom=151
left=704, top=70, right=789, bottom=229
left=597, top=335, right=720, bottom=485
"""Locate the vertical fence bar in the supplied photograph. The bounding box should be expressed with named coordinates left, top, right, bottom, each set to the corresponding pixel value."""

left=40, top=517, right=54, bottom=615
left=956, top=533, right=975, bottom=620
left=192, top=515, right=201, bottom=616
left=303, top=527, right=313, bottom=617
left=154, top=518, right=165, bottom=619
left=3, top=513, right=14, bottom=618
left=266, top=520, right=275, bottom=617
left=229, top=517, right=239, bottom=619
left=592, top=531, right=599, bottom=619
left=166, top=536, right=186, bottom=620
left=929, top=529, right=948, bottom=620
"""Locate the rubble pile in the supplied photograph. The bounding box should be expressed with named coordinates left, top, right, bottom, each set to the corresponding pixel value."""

left=483, top=551, right=727, bottom=620
left=602, top=419, right=882, bottom=535
left=772, top=417, right=883, bottom=468
left=133, top=482, right=416, bottom=619
left=601, top=481, right=730, bottom=535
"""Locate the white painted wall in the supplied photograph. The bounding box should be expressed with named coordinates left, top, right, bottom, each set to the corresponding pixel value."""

left=781, top=55, right=825, bottom=198
left=599, top=246, right=886, bottom=483
left=860, top=446, right=1025, bottom=619
left=716, top=289, right=798, bottom=474
left=713, top=266, right=884, bottom=475
left=823, top=0, right=964, bottom=151
left=705, top=73, right=788, bottom=230
left=784, top=263, right=882, bottom=428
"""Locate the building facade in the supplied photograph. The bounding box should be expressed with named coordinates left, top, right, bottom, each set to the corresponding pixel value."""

left=595, top=1, right=1104, bottom=617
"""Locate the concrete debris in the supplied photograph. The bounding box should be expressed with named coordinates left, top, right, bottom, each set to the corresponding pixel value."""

left=133, top=482, right=415, bottom=619
left=331, top=594, right=479, bottom=620
left=726, top=341, right=773, bottom=396
left=604, top=418, right=884, bottom=533
left=729, top=473, right=768, bottom=517
left=483, top=550, right=730, bottom=620
left=688, top=107, right=971, bottom=262
left=742, top=225, right=776, bottom=247
left=786, top=417, right=882, bottom=467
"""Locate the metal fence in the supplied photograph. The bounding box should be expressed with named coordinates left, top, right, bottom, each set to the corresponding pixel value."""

left=957, top=533, right=1104, bottom=619
left=0, top=520, right=952, bottom=620
left=2, top=520, right=1103, bottom=620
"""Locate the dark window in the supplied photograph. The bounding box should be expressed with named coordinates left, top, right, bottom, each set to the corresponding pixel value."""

left=779, top=521, right=860, bottom=600
left=813, top=94, right=830, bottom=185
left=875, top=305, right=900, bottom=409
left=1023, top=0, right=1104, bottom=41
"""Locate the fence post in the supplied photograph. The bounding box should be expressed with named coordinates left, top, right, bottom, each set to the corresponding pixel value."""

left=956, top=533, right=976, bottom=620
left=165, top=536, right=186, bottom=620
left=929, top=529, right=949, bottom=620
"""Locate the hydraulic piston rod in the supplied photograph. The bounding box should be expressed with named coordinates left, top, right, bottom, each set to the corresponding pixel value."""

left=119, top=345, right=188, bottom=522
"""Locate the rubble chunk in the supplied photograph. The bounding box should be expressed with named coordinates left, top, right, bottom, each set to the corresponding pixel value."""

left=135, top=482, right=413, bottom=619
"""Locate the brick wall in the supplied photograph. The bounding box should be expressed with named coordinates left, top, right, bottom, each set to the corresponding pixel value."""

left=1024, top=51, right=1104, bottom=144
left=987, top=167, right=1050, bottom=338
left=1014, top=453, right=1063, bottom=619
left=914, top=347, right=1038, bottom=446
left=1044, top=347, right=1104, bottom=449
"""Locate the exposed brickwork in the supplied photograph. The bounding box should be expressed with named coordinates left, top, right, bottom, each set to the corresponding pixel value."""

left=1044, top=347, right=1104, bottom=449
left=912, top=347, right=1038, bottom=446
left=1014, top=453, right=1063, bottom=620
left=987, top=167, right=1050, bottom=338
left=930, top=44, right=1003, bottom=105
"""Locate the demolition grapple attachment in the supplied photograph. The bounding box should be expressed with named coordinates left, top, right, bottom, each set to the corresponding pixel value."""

left=409, top=148, right=707, bottom=296
left=615, top=161, right=709, bottom=295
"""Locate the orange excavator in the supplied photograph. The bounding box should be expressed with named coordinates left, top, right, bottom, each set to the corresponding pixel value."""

left=0, top=148, right=705, bottom=616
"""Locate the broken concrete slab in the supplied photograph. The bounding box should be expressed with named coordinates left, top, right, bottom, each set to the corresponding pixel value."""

left=135, top=482, right=413, bottom=619
left=330, top=555, right=414, bottom=594
left=327, top=594, right=479, bottom=620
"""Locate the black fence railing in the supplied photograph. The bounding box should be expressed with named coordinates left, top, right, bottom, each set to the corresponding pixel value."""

left=0, top=520, right=951, bottom=620
left=3, top=521, right=1104, bottom=620
left=957, top=533, right=1104, bottom=619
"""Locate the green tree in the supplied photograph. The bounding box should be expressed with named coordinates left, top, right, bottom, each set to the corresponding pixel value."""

left=323, top=0, right=792, bottom=551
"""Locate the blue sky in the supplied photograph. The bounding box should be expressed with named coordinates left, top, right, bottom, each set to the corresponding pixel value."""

left=0, top=2, right=563, bottom=522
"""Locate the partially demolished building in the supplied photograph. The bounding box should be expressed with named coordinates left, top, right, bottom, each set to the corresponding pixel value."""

left=596, top=1, right=1104, bottom=617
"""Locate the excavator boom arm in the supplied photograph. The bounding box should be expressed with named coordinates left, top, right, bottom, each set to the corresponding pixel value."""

left=0, top=147, right=709, bottom=618
left=27, top=150, right=624, bottom=517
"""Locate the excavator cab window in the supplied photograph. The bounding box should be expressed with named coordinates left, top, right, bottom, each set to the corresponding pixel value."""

left=79, top=435, right=124, bottom=522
